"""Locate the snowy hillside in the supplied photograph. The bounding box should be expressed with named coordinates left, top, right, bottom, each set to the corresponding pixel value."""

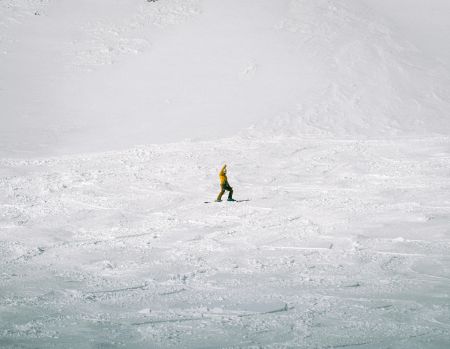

left=249, top=0, right=450, bottom=138
left=1, top=0, right=450, bottom=157
left=1, top=137, right=450, bottom=348
left=1, top=0, right=450, bottom=348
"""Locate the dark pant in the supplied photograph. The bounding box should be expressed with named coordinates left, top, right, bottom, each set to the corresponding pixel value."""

left=217, top=182, right=233, bottom=201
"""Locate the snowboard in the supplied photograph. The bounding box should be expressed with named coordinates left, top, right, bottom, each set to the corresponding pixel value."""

left=204, top=199, right=250, bottom=204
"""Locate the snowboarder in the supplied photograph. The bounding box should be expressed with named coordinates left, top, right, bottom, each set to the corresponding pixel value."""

left=216, top=164, right=235, bottom=202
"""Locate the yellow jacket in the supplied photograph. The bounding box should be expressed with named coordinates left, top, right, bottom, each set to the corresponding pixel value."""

left=219, top=165, right=227, bottom=185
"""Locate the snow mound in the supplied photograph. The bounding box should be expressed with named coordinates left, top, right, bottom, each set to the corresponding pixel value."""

left=247, top=0, right=450, bottom=138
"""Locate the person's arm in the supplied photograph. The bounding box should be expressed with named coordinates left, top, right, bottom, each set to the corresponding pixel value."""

left=219, top=164, right=227, bottom=176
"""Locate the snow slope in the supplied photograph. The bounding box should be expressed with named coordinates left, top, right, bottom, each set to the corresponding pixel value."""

left=247, top=0, right=450, bottom=138
left=362, top=0, right=450, bottom=63
left=1, top=136, right=450, bottom=348
left=1, top=0, right=450, bottom=348
left=1, top=0, right=450, bottom=157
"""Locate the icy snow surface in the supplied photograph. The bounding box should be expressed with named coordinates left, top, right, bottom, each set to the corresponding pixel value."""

left=1, top=0, right=450, bottom=348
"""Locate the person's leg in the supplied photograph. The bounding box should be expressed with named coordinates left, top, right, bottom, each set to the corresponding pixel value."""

left=224, top=183, right=233, bottom=200
left=216, top=185, right=225, bottom=201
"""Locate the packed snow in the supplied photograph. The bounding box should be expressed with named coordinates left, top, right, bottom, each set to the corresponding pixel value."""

left=1, top=0, right=450, bottom=348
left=1, top=137, right=450, bottom=348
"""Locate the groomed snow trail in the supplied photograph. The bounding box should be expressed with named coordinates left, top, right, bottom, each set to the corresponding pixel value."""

left=1, top=137, right=450, bottom=348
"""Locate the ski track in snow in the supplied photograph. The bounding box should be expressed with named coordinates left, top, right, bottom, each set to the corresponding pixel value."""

left=1, top=136, right=450, bottom=348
